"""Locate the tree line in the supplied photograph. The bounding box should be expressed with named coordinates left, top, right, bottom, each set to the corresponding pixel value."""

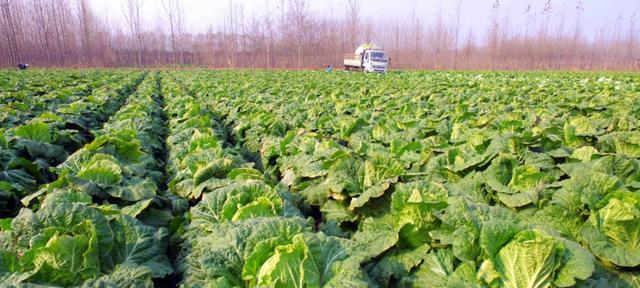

left=1, top=0, right=638, bottom=70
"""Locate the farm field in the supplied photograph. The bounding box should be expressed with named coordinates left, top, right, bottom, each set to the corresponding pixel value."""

left=1, top=69, right=640, bottom=287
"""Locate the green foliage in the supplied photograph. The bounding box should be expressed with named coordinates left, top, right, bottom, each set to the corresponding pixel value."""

left=4, top=70, right=640, bottom=287
left=171, top=70, right=640, bottom=287
left=0, top=203, right=171, bottom=286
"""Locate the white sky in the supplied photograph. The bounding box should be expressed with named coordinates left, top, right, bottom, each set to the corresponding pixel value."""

left=92, top=0, right=640, bottom=41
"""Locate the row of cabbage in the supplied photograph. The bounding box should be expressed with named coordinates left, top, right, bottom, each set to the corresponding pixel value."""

left=0, top=73, right=174, bottom=287
left=161, top=75, right=381, bottom=287
left=180, top=71, right=640, bottom=287
left=0, top=72, right=144, bottom=217
left=0, top=69, right=96, bottom=96
left=1, top=71, right=130, bottom=129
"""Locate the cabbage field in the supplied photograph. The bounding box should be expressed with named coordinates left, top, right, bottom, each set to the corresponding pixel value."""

left=1, top=70, right=640, bottom=287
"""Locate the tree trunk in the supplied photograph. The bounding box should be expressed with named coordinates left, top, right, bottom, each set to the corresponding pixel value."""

left=1, top=0, right=19, bottom=66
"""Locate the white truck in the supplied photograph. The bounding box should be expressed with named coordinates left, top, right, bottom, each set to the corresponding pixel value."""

left=343, top=43, right=389, bottom=73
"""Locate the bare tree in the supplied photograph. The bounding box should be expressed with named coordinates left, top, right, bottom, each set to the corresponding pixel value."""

left=627, top=13, right=637, bottom=59
left=288, top=0, right=309, bottom=68
left=161, top=0, right=178, bottom=65
left=122, top=0, right=145, bottom=66
left=58, top=0, right=75, bottom=65
left=488, top=0, right=500, bottom=68
left=346, top=0, right=360, bottom=49
left=77, top=0, right=95, bottom=66
left=32, top=0, right=52, bottom=66
left=429, top=3, right=453, bottom=69
left=453, top=0, right=462, bottom=69
left=280, top=0, right=286, bottom=68
left=410, top=3, right=421, bottom=69
left=50, top=0, right=67, bottom=65
left=224, top=0, right=238, bottom=68
left=572, top=1, right=584, bottom=66
left=264, top=0, right=274, bottom=67
left=1, top=0, right=20, bottom=66
left=174, top=0, right=185, bottom=64
left=206, top=26, right=216, bottom=67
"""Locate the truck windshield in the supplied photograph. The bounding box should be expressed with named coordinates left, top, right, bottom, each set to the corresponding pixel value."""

left=370, top=51, right=387, bottom=62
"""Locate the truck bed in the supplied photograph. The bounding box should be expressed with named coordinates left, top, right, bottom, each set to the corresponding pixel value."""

left=343, top=53, right=362, bottom=68
left=343, top=59, right=362, bottom=67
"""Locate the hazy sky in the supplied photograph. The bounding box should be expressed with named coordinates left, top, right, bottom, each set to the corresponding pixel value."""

left=93, top=0, right=640, bottom=41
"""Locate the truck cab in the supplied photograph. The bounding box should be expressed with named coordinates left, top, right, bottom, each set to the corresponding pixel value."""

left=362, top=50, right=389, bottom=73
